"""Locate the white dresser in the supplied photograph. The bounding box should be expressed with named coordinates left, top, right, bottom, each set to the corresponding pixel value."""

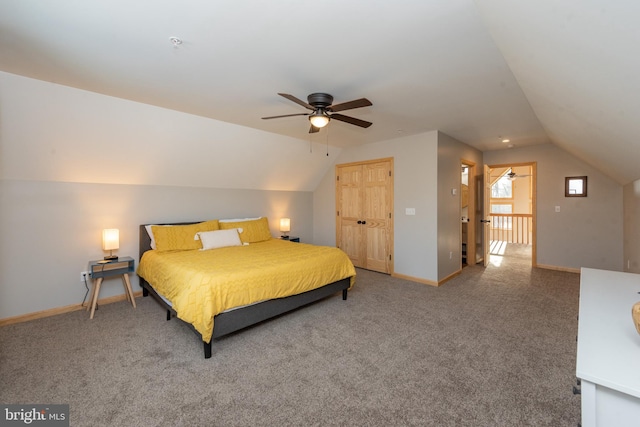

left=576, top=268, right=640, bottom=427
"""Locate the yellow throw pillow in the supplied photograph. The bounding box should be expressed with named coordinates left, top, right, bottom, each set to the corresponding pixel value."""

left=152, top=220, right=220, bottom=251
left=219, top=217, right=272, bottom=243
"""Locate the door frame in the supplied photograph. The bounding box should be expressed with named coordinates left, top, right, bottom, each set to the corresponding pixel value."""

left=483, top=164, right=492, bottom=266
left=335, top=157, right=394, bottom=274
left=484, top=162, right=537, bottom=267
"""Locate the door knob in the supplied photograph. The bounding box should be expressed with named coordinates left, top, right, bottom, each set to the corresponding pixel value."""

left=480, top=219, right=490, bottom=223
left=357, top=220, right=362, bottom=224
left=361, top=221, right=366, bottom=225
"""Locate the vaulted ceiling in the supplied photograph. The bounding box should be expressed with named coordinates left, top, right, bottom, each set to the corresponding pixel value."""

left=1, top=0, right=638, bottom=184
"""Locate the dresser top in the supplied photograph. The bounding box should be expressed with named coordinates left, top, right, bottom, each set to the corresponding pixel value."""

left=577, top=268, right=640, bottom=397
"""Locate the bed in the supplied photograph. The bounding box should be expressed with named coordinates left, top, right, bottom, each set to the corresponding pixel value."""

left=137, top=218, right=356, bottom=358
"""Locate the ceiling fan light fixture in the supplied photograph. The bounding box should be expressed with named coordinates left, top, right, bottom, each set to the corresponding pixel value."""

left=309, top=110, right=330, bottom=128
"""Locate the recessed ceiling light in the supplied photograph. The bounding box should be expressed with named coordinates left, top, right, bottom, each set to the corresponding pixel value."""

left=169, top=37, right=183, bottom=47
left=502, top=138, right=510, bottom=143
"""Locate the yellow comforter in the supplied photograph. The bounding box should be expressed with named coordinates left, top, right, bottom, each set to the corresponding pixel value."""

left=137, top=239, right=356, bottom=342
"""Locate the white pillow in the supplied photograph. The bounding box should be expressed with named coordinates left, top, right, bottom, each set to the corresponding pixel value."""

left=196, top=229, right=243, bottom=250
left=145, top=224, right=160, bottom=249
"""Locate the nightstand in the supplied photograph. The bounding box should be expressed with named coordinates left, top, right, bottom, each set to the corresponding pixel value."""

left=281, top=236, right=300, bottom=243
left=87, top=256, right=136, bottom=319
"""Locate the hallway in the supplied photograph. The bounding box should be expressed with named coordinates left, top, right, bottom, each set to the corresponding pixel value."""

left=488, top=241, right=532, bottom=268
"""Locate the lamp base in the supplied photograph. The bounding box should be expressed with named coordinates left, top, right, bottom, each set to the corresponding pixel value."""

left=104, top=255, right=119, bottom=261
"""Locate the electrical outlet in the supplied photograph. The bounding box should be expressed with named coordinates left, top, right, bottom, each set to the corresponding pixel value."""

left=80, top=271, right=90, bottom=282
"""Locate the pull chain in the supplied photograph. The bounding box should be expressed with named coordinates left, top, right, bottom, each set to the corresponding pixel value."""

left=326, top=123, right=330, bottom=156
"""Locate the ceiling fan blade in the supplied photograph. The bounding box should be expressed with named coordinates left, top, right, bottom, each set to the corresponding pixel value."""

left=329, top=98, right=372, bottom=112
left=262, top=113, right=309, bottom=120
left=278, top=93, right=313, bottom=110
left=330, top=113, right=372, bottom=128
left=309, top=125, right=320, bottom=134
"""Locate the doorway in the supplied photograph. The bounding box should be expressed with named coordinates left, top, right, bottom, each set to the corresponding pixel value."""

left=460, top=160, right=476, bottom=267
left=482, top=162, right=536, bottom=267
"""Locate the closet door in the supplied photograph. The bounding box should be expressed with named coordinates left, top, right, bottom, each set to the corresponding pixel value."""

left=336, top=158, right=393, bottom=273
left=363, top=161, right=392, bottom=272
left=336, top=164, right=365, bottom=267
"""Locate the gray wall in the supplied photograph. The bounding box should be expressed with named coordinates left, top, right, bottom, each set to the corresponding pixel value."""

left=437, top=132, right=483, bottom=280
left=0, top=179, right=312, bottom=319
left=484, top=144, right=623, bottom=271
left=313, top=131, right=440, bottom=282
left=623, top=180, right=640, bottom=273
left=1, top=71, right=629, bottom=320
left=313, top=131, right=482, bottom=283
left=0, top=71, right=338, bottom=192
left=0, top=72, right=324, bottom=319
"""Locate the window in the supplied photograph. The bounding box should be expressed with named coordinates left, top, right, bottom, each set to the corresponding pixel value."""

left=491, top=204, right=513, bottom=214
left=492, top=171, right=513, bottom=198
left=565, top=176, right=587, bottom=197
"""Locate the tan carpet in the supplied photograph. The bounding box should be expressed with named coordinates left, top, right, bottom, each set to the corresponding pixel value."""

left=0, top=251, right=581, bottom=426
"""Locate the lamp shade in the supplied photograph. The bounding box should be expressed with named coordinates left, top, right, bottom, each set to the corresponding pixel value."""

left=102, top=229, right=119, bottom=251
left=309, top=112, right=329, bottom=128
left=279, top=218, right=291, bottom=233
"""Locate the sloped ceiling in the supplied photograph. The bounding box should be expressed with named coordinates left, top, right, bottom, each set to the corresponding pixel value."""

left=0, top=0, right=638, bottom=184
left=474, top=0, right=640, bottom=185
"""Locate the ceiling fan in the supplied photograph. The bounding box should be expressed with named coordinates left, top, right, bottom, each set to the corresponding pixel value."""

left=262, top=93, right=373, bottom=133
left=491, top=169, right=532, bottom=181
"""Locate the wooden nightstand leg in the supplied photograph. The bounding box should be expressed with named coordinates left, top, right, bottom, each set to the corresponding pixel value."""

left=122, top=273, right=136, bottom=308
left=89, top=278, right=103, bottom=319
left=86, top=279, right=96, bottom=312
left=121, top=275, right=131, bottom=303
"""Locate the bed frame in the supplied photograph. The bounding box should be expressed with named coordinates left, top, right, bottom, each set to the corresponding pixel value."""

left=138, top=223, right=350, bottom=358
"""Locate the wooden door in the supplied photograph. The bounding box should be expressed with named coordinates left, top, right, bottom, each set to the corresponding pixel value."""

left=336, top=158, right=393, bottom=273
left=363, top=161, right=392, bottom=272
left=336, top=164, right=365, bottom=267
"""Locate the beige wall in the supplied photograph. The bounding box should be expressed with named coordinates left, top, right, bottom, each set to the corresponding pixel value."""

left=0, top=180, right=313, bottom=319
left=0, top=73, right=320, bottom=319
left=1, top=71, right=630, bottom=319
left=313, top=131, right=483, bottom=283
left=0, top=71, right=337, bottom=191
left=437, top=132, right=483, bottom=280
left=484, top=144, right=623, bottom=271
left=623, top=180, right=640, bottom=273
left=512, top=166, right=532, bottom=214
left=313, top=131, right=440, bottom=282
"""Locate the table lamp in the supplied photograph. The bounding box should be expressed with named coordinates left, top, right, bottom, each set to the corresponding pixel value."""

left=280, top=218, right=290, bottom=238
left=102, top=228, right=119, bottom=260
